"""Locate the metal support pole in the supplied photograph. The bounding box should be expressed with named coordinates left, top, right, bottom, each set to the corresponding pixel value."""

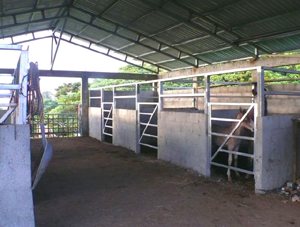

left=204, top=75, right=210, bottom=114
left=51, top=18, right=67, bottom=70
left=204, top=75, right=211, bottom=177
left=100, top=88, right=105, bottom=141
left=257, top=67, right=265, bottom=117
left=81, top=76, right=89, bottom=136
left=135, top=84, right=141, bottom=154
left=16, top=50, right=28, bottom=124
left=158, top=81, right=164, bottom=111
left=193, top=77, right=198, bottom=109
left=113, top=87, right=117, bottom=109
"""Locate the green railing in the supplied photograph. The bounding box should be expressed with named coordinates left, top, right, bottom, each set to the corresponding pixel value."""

left=31, top=113, right=81, bottom=138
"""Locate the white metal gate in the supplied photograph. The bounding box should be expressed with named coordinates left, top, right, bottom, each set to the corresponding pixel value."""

left=138, top=103, right=158, bottom=150
left=102, top=102, right=113, bottom=139
left=209, top=103, right=256, bottom=176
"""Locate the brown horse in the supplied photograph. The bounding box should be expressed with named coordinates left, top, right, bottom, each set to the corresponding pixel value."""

left=212, top=108, right=254, bottom=182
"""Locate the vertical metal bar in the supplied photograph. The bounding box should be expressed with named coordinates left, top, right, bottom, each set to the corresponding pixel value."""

left=257, top=67, right=265, bottom=117
left=204, top=75, right=210, bottom=114
left=158, top=81, right=163, bottom=111
left=136, top=103, right=141, bottom=154
left=81, top=76, right=89, bottom=136
left=113, top=87, right=117, bottom=109
left=51, top=18, right=67, bottom=70
left=51, top=35, right=54, bottom=64
left=16, top=50, right=28, bottom=124
left=101, top=88, right=105, bottom=141
left=205, top=75, right=211, bottom=176
left=135, top=84, right=141, bottom=154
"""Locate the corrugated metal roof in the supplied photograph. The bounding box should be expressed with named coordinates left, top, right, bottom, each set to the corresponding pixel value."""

left=1, top=0, right=300, bottom=72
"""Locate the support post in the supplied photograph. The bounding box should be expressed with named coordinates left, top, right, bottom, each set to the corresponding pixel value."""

left=100, top=88, right=105, bottom=141
left=16, top=50, right=28, bottom=124
left=51, top=18, right=67, bottom=70
left=204, top=75, right=211, bottom=177
left=193, top=77, right=198, bottom=109
left=81, top=76, right=89, bottom=136
left=257, top=67, right=265, bottom=117
left=158, top=81, right=164, bottom=111
left=135, top=84, right=141, bottom=154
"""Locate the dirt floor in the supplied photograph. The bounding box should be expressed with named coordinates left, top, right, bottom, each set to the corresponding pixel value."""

left=31, top=137, right=300, bottom=227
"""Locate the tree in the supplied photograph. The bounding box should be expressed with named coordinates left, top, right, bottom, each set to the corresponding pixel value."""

left=42, top=91, right=54, bottom=99
left=44, top=99, right=58, bottom=113
left=55, top=82, right=81, bottom=99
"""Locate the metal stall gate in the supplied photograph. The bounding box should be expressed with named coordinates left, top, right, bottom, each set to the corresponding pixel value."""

left=96, top=88, right=114, bottom=142
left=208, top=102, right=256, bottom=178
left=138, top=103, right=158, bottom=150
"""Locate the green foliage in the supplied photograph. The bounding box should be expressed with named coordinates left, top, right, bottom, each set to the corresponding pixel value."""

left=44, top=83, right=81, bottom=114
left=55, top=82, right=80, bottom=99
left=118, top=65, right=155, bottom=74
left=44, top=99, right=58, bottom=113
left=42, top=91, right=54, bottom=99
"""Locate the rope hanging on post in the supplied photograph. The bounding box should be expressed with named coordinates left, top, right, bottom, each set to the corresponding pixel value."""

left=27, top=62, right=44, bottom=124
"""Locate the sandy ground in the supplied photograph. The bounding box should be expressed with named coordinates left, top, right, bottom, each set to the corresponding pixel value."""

left=31, top=137, right=300, bottom=227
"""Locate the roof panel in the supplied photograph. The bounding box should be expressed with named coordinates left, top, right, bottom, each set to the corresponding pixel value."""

left=99, top=35, right=132, bottom=49
left=102, top=0, right=153, bottom=25
left=128, top=11, right=178, bottom=36
left=79, top=26, right=111, bottom=42
left=73, top=0, right=116, bottom=15
left=154, top=24, right=207, bottom=45
left=1, top=0, right=300, bottom=72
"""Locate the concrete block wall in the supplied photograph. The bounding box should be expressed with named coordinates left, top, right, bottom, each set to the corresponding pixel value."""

left=163, top=89, right=195, bottom=109
left=158, top=111, right=210, bottom=176
left=0, top=125, right=35, bottom=227
left=254, top=114, right=300, bottom=193
left=113, top=109, right=137, bottom=151
left=88, top=107, right=102, bottom=141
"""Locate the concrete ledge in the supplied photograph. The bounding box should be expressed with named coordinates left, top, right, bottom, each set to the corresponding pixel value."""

left=0, top=125, right=35, bottom=227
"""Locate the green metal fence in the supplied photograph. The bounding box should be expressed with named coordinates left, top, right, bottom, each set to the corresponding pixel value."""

left=31, top=113, right=81, bottom=138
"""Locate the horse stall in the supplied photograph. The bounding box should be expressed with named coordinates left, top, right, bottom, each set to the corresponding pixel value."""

left=89, top=66, right=300, bottom=193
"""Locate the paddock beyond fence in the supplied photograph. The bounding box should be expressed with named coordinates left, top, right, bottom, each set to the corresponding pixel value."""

left=89, top=66, right=300, bottom=193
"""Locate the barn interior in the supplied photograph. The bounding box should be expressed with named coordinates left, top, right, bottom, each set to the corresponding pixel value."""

left=1, top=0, right=300, bottom=226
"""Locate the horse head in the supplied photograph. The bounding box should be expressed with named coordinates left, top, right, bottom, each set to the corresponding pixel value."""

left=237, top=107, right=254, bottom=132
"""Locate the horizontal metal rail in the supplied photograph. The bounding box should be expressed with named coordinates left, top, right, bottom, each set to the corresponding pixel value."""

left=142, top=133, right=158, bottom=138
left=262, top=66, right=300, bottom=74
left=138, top=102, right=159, bottom=105
left=209, top=102, right=255, bottom=106
left=140, top=122, right=157, bottom=127
left=211, top=117, right=240, bottom=122
left=0, top=45, right=22, bottom=50
left=0, top=84, right=21, bottom=90
left=210, top=95, right=253, bottom=98
left=103, top=132, right=113, bottom=136
left=139, top=112, right=152, bottom=115
left=210, top=162, right=254, bottom=175
left=213, top=149, right=254, bottom=159
left=114, top=95, right=136, bottom=99
left=0, top=93, right=11, bottom=98
left=160, top=93, right=205, bottom=98
left=0, top=103, right=17, bottom=107
left=265, top=91, right=300, bottom=96
left=89, top=97, right=101, bottom=99
left=211, top=132, right=254, bottom=141
left=139, top=142, right=157, bottom=149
